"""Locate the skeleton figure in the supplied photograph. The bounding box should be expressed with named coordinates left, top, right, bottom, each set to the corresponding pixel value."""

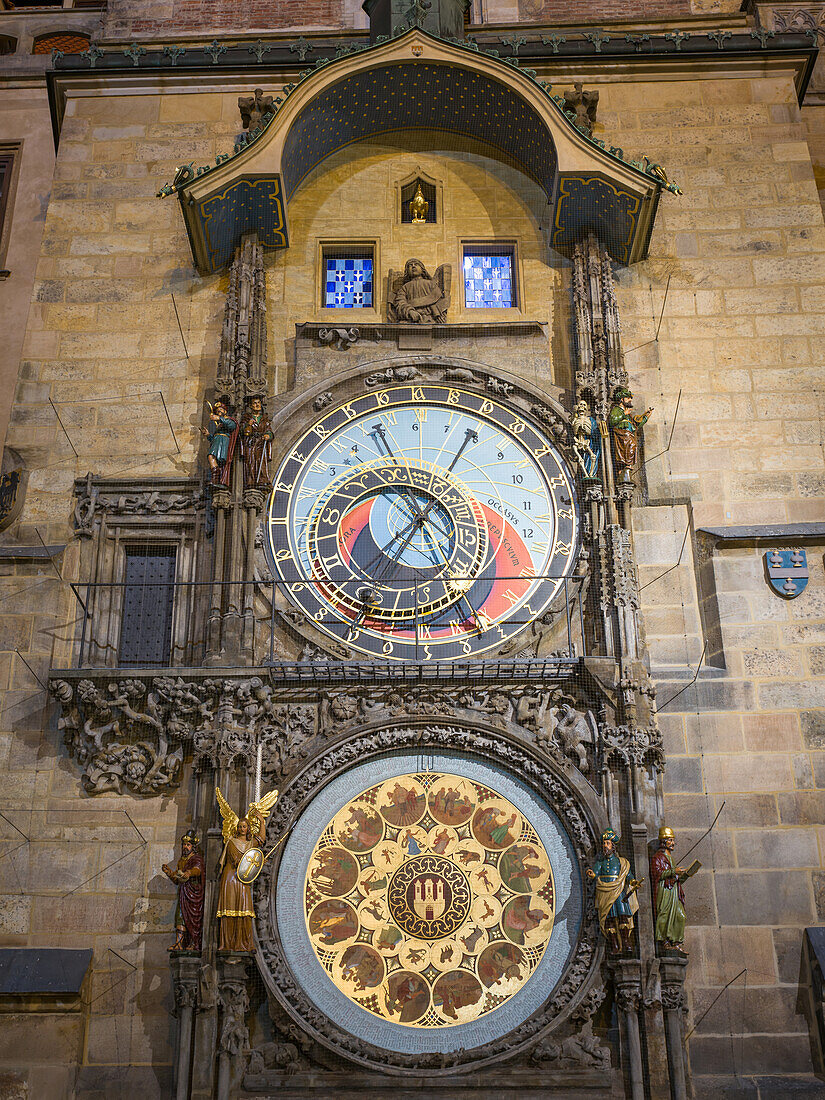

left=571, top=399, right=601, bottom=479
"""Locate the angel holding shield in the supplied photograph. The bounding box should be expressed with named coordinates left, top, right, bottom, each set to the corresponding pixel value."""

left=215, top=787, right=278, bottom=952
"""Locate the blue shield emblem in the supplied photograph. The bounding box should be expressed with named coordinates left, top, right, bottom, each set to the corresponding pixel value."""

left=765, top=549, right=808, bottom=599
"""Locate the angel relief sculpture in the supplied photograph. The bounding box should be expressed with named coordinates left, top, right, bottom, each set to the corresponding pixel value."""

left=388, top=258, right=451, bottom=324
left=215, top=787, right=278, bottom=952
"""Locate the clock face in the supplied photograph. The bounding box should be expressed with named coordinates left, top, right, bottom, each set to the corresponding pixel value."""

left=266, top=383, right=579, bottom=661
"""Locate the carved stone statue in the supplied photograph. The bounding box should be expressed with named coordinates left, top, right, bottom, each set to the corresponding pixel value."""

left=572, top=399, right=601, bottom=480
left=240, top=396, right=274, bottom=490
left=608, top=386, right=653, bottom=484
left=238, top=88, right=275, bottom=130
left=202, top=397, right=238, bottom=486
left=563, top=82, right=599, bottom=137
left=388, top=258, right=450, bottom=324
left=162, top=830, right=205, bottom=952
left=215, top=787, right=278, bottom=952
left=650, top=825, right=700, bottom=953
left=586, top=829, right=642, bottom=954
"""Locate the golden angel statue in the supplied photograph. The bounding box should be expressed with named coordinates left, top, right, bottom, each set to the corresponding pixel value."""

left=215, top=787, right=278, bottom=953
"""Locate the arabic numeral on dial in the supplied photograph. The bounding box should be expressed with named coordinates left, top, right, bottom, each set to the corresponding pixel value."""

left=524, top=528, right=534, bottom=538
left=412, top=422, right=419, bottom=432
left=382, top=640, right=394, bottom=656
left=523, top=500, right=531, bottom=510
left=497, top=450, right=504, bottom=460
left=512, top=474, right=523, bottom=484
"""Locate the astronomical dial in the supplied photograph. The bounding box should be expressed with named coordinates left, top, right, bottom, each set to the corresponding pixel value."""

left=266, top=383, right=579, bottom=661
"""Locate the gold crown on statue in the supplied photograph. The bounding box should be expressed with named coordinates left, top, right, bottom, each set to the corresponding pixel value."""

left=658, top=826, right=675, bottom=841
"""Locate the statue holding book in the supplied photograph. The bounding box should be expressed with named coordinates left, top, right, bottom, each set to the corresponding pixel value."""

left=650, top=825, right=700, bottom=953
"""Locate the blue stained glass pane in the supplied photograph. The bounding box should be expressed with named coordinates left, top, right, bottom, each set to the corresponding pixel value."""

left=463, top=252, right=514, bottom=308
left=325, top=256, right=373, bottom=308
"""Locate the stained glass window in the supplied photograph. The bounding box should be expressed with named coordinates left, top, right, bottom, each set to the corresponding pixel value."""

left=324, top=254, right=373, bottom=308
left=463, top=249, right=515, bottom=309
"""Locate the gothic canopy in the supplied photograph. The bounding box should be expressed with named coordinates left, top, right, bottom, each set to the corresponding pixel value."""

left=172, top=28, right=669, bottom=273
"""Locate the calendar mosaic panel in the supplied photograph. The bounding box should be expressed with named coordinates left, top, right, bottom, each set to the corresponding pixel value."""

left=303, top=771, right=555, bottom=1028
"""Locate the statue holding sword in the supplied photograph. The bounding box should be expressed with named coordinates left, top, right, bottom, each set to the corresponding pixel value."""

left=586, top=828, right=643, bottom=954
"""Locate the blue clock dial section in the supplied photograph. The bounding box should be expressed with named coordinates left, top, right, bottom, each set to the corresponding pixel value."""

left=266, top=384, right=579, bottom=661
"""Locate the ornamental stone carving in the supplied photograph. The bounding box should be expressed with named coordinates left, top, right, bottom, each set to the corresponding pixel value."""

left=50, top=675, right=316, bottom=796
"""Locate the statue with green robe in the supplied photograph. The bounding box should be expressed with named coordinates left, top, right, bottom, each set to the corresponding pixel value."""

left=650, top=825, right=700, bottom=953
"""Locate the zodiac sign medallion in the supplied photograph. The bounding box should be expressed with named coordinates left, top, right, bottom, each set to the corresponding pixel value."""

left=303, top=771, right=555, bottom=1028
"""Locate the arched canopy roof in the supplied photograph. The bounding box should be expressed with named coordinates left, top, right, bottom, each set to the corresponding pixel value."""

left=173, top=28, right=670, bottom=274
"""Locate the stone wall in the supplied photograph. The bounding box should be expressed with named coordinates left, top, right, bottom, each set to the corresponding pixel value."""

left=606, top=72, right=825, bottom=1086
left=1, top=51, right=825, bottom=1100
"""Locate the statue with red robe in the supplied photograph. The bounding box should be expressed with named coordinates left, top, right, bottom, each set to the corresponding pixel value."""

left=162, top=830, right=205, bottom=952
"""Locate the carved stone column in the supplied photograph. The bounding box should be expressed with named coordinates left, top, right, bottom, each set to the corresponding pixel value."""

left=207, top=232, right=269, bottom=666
left=661, top=955, right=690, bottom=1100
left=611, top=958, right=645, bottom=1100
left=171, top=953, right=200, bottom=1100
left=216, top=955, right=250, bottom=1100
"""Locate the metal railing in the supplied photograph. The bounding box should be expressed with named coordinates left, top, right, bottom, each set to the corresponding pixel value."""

left=66, top=573, right=589, bottom=673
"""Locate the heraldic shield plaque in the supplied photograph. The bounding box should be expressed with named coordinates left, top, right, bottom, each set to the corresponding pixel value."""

left=267, top=749, right=584, bottom=1058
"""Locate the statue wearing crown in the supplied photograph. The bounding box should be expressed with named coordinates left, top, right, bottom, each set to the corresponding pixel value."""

left=162, top=829, right=206, bottom=953
left=215, top=787, right=279, bottom=953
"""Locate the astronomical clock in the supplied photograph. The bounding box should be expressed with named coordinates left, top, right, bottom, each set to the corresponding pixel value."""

left=265, top=382, right=579, bottom=661
left=251, top=367, right=610, bottom=1079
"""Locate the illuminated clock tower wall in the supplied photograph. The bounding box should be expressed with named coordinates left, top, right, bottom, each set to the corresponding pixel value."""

left=0, top=0, right=823, bottom=1098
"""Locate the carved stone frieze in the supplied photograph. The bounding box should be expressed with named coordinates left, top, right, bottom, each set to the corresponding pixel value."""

left=318, top=326, right=359, bottom=349
left=73, top=472, right=204, bottom=537
left=49, top=674, right=317, bottom=795
left=770, top=5, right=825, bottom=39
left=254, top=721, right=606, bottom=1073
left=49, top=666, right=618, bottom=794
left=531, top=1020, right=610, bottom=1071
left=603, top=723, right=664, bottom=770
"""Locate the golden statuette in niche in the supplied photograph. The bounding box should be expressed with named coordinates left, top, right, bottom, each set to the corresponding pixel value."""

left=409, top=182, right=428, bottom=224
left=304, top=772, right=555, bottom=1028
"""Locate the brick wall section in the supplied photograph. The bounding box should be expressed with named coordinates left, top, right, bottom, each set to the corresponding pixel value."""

left=105, top=0, right=348, bottom=37
left=517, top=0, right=691, bottom=21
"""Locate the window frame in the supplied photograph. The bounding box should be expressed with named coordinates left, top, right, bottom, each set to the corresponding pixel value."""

left=317, top=239, right=380, bottom=316
left=0, top=145, right=21, bottom=272
left=460, top=240, right=522, bottom=314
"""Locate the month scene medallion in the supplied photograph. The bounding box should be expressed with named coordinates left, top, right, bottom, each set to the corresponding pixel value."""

left=303, top=771, right=555, bottom=1028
